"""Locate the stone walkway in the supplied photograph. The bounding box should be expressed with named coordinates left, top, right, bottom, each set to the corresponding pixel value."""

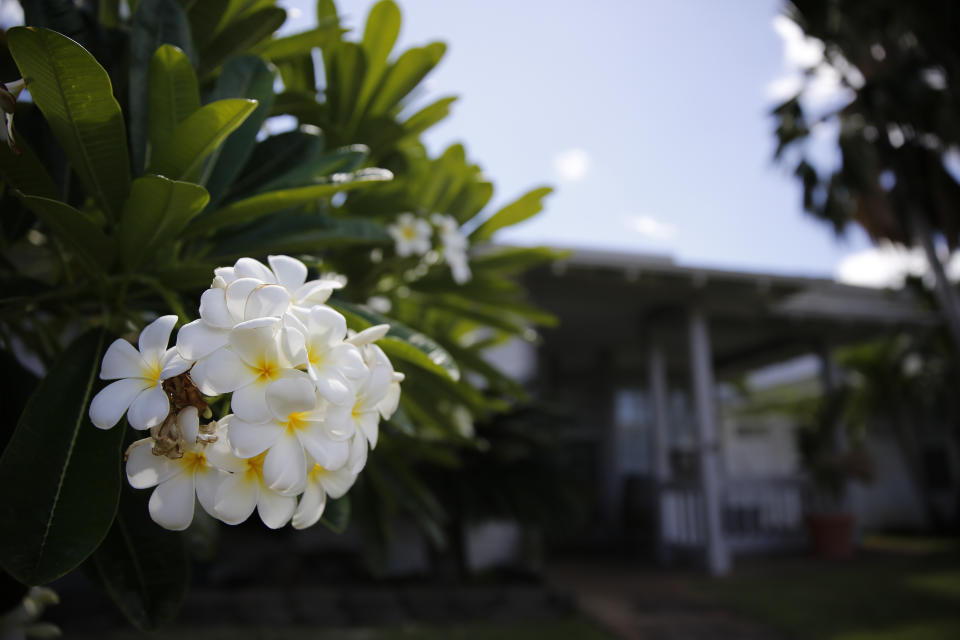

left=545, top=560, right=784, bottom=640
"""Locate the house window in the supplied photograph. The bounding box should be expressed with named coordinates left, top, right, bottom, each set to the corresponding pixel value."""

left=614, top=388, right=651, bottom=475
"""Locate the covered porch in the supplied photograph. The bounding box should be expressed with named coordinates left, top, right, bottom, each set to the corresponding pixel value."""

left=523, top=249, right=937, bottom=574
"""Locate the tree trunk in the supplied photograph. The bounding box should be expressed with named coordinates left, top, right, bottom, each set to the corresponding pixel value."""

left=913, top=213, right=960, bottom=361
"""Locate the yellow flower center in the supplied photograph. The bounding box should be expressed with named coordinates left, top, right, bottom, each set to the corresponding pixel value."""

left=307, top=344, right=323, bottom=367
left=283, top=411, right=310, bottom=434
left=181, top=450, right=207, bottom=474
left=308, top=463, right=327, bottom=481
left=245, top=452, right=267, bottom=479
left=254, top=358, right=279, bottom=383
left=144, top=360, right=162, bottom=386
left=401, top=225, right=416, bottom=240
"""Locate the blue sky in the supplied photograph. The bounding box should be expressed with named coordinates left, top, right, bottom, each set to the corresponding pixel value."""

left=281, top=0, right=878, bottom=278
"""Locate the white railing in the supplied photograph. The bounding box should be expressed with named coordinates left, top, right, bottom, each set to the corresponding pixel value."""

left=659, top=476, right=808, bottom=552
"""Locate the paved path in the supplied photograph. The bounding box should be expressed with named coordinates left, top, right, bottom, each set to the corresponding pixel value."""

left=546, top=560, right=784, bottom=640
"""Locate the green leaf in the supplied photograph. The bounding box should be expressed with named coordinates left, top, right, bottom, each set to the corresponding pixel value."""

left=7, top=27, right=132, bottom=221
left=469, top=186, right=553, bottom=242
left=208, top=212, right=390, bottom=258
left=320, top=495, right=350, bottom=533
left=325, top=42, right=367, bottom=123
left=188, top=167, right=392, bottom=235
left=181, top=0, right=230, bottom=52
left=402, top=96, right=457, bottom=139
left=449, top=179, right=493, bottom=224
left=0, top=330, right=124, bottom=586
left=225, top=127, right=326, bottom=200
left=17, top=194, right=115, bottom=271
left=202, top=56, right=276, bottom=207
left=353, top=0, right=401, bottom=122
left=147, top=45, right=201, bottom=169
left=330, top=300, right=460, bottom=382
left=471, top=246, right=568, bottom=274
left=198, top=6, right=287, bottom=77
left=0, top=137, right=58, bottom=199
left=249, top=18, right=343, bottom=61
left=367, top=42, right=446, bottom=117
left=118, top=175, right=210, bottom=269
left=257, top=144, right=369, bottom=192
left=147, top=98, right=258, bottom=182
left=88, top=483, right=189, bottom=631
left=130, top=0, right=197, bottom=174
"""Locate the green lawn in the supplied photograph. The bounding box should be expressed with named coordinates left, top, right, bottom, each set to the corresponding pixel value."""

left=699, top=537, right=960, bottom=640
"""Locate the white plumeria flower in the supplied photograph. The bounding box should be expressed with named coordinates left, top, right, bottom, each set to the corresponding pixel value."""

left=388, top=213, right=432, bottom=257
left=177, top=255, right=342, bottom=362
left=327, top=343, right=392, bottom=457
left=89, top=315, right=189, bottom=430
left=345, top=325, right=403, bottom=421
left=430, top=213, right=465, bottom=246
left=291, top=454, right=358, bottom=530
left=444, top=244, right=472, bottom=284
left=206, top=424, right=297, bottom=529
left=222, top=375, right=352, bottom=496
left=282, top=305, right=367, bottom=405
left=0, top=78, right=25, bottom=154
left=125, top=408, right=224, bottom=530
left=189, top=317, right=297, bottom=423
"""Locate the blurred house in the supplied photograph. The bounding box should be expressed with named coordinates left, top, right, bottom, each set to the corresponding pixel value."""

left=484, top=248, right=960, bottom=574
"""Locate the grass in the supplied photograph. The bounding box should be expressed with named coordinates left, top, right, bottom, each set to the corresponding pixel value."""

left=698, top=538, right=960, bottom=640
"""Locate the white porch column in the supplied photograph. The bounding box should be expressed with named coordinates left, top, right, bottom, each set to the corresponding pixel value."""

left=688, top=308, right=731, bottom=576
left=648, top=343, right=671, bottom=562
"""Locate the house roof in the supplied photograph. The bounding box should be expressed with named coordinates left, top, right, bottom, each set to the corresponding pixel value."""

left=521, top=247, right=939, bottom=377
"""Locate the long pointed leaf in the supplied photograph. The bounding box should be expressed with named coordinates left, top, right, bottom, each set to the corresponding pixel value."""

left=0, top=330, right=124, bottom=586
left=17, top=194, right=116, bottom=270
left=7, top=27, right=131, bottom=221
left=147, top=98, right=258, bottom=182
left=352, top=0, right=401, bottom=123
left=119, top=175, right=210, bottom=268
left=147, top=45, right=201, bottom=168
left=188, top=167, right=392, bottom=235
left=469, top=186, right=553, bottom=242
left=366, top=42, right=446, bottom=117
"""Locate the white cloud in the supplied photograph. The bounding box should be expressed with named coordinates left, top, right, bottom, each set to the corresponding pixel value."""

left=553, top=148, right=590, bottom=182
left=623, top=215, right=677, bottom=241
left=835, top=243, right=960, bottom=288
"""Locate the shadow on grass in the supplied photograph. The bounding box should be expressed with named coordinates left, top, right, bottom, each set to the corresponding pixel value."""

left=699, top=543, right=960, bottom=640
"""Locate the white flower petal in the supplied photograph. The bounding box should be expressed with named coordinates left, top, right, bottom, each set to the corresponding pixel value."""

left=89, top=377, right=152, bottom=429
left=348, top=432, right=369, bottom=475
left=178, top=406, right=200, bottom=443
left=148, top=472, right=196, bottom=531
left=347, top=324, right=390, bottom=346
left=244, top=284, right=290, bottom=321
left=234, top=257, right=276, bottom=283
left=214, top=473, right=259, bottom=525
left=292, top=481, right=326, bottom=529
left=265, top=376, right=317, bottom=421
left=126, top=439, right=178, bottom=488
left=195, top=466, right=223, bottom=517
left=138, top=315, right=178, bottom=365
left=230, top=380, right=272, bottom=424
left=308, top=305, right=347, bottom=344
left=100, top=339, right=147, bottom=380
left=312, top=369, right=353, bottom=406
left=302, top=431, right=350, bottom=471
left=280, top=312, right=309, bottom=366
left=214, top=266, right=237, bottom=284
left=331, top=343, right=367, bottom=380
left=257, top=488, right=296, bottom=529
left=127, top=384, right=171, bottom=430
left=190, top=347, right=257, bottom=396
left=204, top=421, right=247, bottom=473
left=225, top=277, right=262, bottom=320
left=263, top=432, right=306, bottom=495
left=176, top=320, right=228, bottom=361
left=378, top=382, right=401, bottom=420
left=268, top=255, right=307, bottom=291
left=228, top=317, right=280, bottom=367
left=199, top=288, right=235, bottom=329
left=226, top=417, right=283, bottom=458
left=319, top=466, right=358, bottom=499
left=159, top=348, right=191, bottom=379
left=357, top=410, right=379, bottom=448
left=293, top=281, right=335, bottom=306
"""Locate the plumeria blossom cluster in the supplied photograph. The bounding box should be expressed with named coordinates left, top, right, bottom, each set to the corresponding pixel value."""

left=88, top=255, right=403, bottom=531
left=387, top=212, right=472, bottom=283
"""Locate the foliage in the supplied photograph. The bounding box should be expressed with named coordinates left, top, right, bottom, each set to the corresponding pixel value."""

left=0, top=0, right=561, bottom=628
left=773, top=0, right=960, bottom=353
